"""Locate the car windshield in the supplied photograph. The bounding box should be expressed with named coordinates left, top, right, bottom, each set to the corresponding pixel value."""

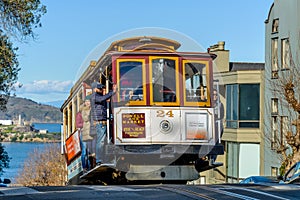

left=240, top=176, right=277, bottom=184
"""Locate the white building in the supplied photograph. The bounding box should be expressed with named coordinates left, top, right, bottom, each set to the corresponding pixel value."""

left=264, top=0, right=300, bottom=176
left=39, top=129, right=48, bottom=134
left=0, top=120, right=13, bottom=125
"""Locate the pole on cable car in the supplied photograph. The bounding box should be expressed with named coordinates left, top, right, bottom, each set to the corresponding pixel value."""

left=106, top=80, right=110, bottom=145
left=100, top=67, right=112, bottom=145
left=214, top=79, right=221, bottom=143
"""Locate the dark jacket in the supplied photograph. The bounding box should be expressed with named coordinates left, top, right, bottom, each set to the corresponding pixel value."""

left=90, top=91, right=115, bottom=121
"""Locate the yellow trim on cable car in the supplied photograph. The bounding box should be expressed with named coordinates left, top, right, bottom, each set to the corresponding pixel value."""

left=182, top=60, right=211, bottom=107
left=116, top=58, right=147, bottom=106
left=149, top=56, right=179, bottom=106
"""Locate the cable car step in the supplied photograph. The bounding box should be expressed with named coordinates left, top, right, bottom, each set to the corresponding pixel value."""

left=80, top=163, right=116, bottom=180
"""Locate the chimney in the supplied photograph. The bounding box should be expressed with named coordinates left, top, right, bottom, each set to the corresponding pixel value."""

left=218, top=41, right=225, bottom=50
left=210, top=41, right=226, bottom=52
left=209, top=41, right=230, bottom=73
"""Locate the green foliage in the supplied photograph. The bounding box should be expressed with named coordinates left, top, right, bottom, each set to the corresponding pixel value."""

left=279, top=163, right=286, bottom=176
left=0, top=0, right=47, bottom=40
left=0, top=0, right=47, bottom=111
left=0, top=30, right=19, bottom=111
left=0, top=143, right=10, bottom=176
left=2, top=125, right=16, bottom=133
left=18, top=134, right=23, bottom=140
left=10, top=135, right=17, bottom=142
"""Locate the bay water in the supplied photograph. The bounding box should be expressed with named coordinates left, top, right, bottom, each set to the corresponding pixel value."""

left=1, top=123, right=62, bottom=183
left=1, top=142, right=58, bottom=183
left=32, top=123, right=62, bottom=133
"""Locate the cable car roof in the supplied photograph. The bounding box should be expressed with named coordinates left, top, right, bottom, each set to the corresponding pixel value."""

left=106, top=36, right=181, bottom=52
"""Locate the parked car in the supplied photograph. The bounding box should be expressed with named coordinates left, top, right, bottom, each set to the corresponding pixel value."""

left=0, top=178, right=11, bottom=187
left=240, top=176, right=278, bottom=184
left=278, top=161, right=300, bottom=184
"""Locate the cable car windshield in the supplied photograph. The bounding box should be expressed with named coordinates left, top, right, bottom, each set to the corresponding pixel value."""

left=184, top=62, right=207, bottom=102
left=118, top=60, right=144, bottom=102
left=152, top=58, right=177, bottom=103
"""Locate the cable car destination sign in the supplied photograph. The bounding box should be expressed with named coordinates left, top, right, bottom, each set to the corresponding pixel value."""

left=122, top=113, right=145, bottom=138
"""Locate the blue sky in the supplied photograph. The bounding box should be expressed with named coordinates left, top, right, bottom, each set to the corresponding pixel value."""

left=14, top=0, right=274, bottom=103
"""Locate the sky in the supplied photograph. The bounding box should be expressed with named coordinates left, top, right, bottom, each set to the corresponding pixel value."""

left=14, top=0, right=274, bottom=104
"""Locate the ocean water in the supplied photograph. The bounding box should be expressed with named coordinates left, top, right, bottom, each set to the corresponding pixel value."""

left=32, top=123, right=62, bottom=133
left=0, top=123, right=63, bottom=183
left=1, top=142, right=59, bottom=183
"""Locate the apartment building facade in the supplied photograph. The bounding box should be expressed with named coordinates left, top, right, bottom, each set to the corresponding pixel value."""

left=201, top=42, right=265, bottom=184
left=264, top=0, right=300, bottom=176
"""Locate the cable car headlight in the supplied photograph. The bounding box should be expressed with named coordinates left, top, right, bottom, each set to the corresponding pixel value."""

left=159, top=120, right=173, bottom=134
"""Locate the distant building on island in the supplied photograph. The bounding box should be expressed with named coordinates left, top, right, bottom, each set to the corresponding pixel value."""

left=18, top=114, right=22, bottom=126
left=39, top=129, right=48, bottom=134
left=0, top=120, right=13, bottom=125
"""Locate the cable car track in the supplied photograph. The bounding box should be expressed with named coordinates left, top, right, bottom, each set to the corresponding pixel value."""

left=158, top=184, right=289, bottom=200
left=159, top=185, right=216, bottom=200
left=1, top=184, right=299, bottom=199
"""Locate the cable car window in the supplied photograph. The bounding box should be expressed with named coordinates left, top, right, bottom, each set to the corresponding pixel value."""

left=119, top=61, right=143, bottom=102
left=152, top=58, right=176, bottom=102
left=184, top=62, right=207, bottom=102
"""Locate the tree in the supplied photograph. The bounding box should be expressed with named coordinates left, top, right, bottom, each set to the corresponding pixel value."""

left=0, top=0, right=47, bottom=177
left=0, top=31, right=19, bottom=111
left=0, top=0, right=47, bottom=41
left=0, top=0, right=46, bottom=110
left=15, top=144, right=67, bottom=186
left=0, top=143, right=10, bottom=176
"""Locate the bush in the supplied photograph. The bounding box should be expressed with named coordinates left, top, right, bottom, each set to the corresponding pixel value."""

left=0, top=143, right=10, bottom=176
left=15, top=144, right=67, bottom=186
left=11, top=136, right=17, bottom=142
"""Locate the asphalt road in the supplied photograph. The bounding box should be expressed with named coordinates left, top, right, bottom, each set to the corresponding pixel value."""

left=0, top=184, right=300, bottom=200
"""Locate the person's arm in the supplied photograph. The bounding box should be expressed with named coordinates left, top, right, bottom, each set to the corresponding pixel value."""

left=93, top=92, right=113, bottom=103
left=94, top=85, right=117, bottom=103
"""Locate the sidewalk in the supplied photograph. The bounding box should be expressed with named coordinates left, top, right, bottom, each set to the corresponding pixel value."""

left=0, top=186, right=40, bottom=196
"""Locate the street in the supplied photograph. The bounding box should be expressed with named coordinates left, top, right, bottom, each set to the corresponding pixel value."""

left=1, top=184, right=299, bottom=200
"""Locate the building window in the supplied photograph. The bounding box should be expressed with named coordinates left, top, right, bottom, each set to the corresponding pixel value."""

left=281, top=38, right=290, bottom=70
left=271, top=98, right=278, bottom=115
left=226, top=84, right=260, bottom=128
left=226, top=84, right=238, bottom=128
left=271, top=38, right=278, bottom=78
left=226, top=142, right=239, bottom=183
left=272, top=19, right=279, bottom=33
left=281, top=116, right=288, bottom=146
left=271, top=167, right=278, bottom=176
left=271, top=116, right=278, bottom=150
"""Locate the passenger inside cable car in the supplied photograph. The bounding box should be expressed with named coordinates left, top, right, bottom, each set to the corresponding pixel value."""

left=195, top=85, right=207, bottom=102
left=130, top=83, right=143, bottom=101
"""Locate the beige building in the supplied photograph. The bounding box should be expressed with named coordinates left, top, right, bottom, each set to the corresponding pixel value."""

left=191, top=0, right=300, bottom=184
left=202, top=42, right=265, bottom=183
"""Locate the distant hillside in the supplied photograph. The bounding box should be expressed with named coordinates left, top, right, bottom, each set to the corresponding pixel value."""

left=0, top=97, right=62, bottom=123
left=43, top=100, right=65, bottom=108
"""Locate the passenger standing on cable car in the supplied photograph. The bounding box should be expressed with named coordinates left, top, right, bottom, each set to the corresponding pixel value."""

left=90, top=82, right=117, bottom=165
left=211, top=89, right=224, bottom=163
left=213, top=88, right=224, bottom=139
